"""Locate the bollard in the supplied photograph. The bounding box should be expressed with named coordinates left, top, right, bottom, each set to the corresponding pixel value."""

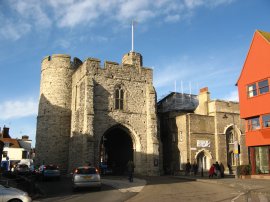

left=201, top=168, right=203, bottom=177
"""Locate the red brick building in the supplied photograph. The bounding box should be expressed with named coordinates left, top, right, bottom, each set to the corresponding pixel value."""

left=237, top=30, right=270, bottom=174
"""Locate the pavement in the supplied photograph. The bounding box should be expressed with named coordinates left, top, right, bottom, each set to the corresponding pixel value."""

left=173, top=173, right=270, bottom=196
left=101, top=173, right=270, bottom=197
left=101, top=176, right=146, bottom=193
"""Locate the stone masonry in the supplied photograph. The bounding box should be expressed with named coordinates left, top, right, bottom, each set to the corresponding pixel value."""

left=158, top=87, right=249, bottom=174
left=35, top=52, right=161, bottom=175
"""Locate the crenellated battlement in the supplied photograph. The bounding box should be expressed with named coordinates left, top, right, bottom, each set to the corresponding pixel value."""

left=42, top=54, right=71, bottom=62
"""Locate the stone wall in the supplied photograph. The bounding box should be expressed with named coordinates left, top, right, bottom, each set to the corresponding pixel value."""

left=36, top=54, right=75, bottom=171
left=68, top=52, right=160, bottom=175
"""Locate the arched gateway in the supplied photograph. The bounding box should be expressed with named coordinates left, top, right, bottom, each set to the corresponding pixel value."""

left=35, top=51, right=161, bottom=176
left=100, top=125, right=134, bottom=175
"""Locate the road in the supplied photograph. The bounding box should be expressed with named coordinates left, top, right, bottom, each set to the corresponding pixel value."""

left=33, top=176, right=269, bottom=202
left=33, top=176, right=136, bottom=202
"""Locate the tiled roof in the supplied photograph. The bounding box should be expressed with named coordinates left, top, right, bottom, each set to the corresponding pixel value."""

left=258, top=30, right=270, bottom=43
left=0, top=138, right=21, bottom=148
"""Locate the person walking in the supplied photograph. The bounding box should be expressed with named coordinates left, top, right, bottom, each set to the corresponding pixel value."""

left=192, top=161, right=198, bottom=176
left=185, top=160, right=191, bottom=176
left=127, top=160, right=135, bottom=182
left=214, top=161, right=221, bottom=178
left=209, top=164, right=215, bottom=178
left=227, top=162, right=233, bottom=174
left=220, top=162, right=225, bottom=178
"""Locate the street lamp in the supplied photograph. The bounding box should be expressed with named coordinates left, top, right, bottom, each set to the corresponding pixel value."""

left=223, top=113, right=240, bottom=178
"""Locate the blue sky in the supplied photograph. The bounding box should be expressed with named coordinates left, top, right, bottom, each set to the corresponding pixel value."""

left=0, top=0, right=270, bottom=145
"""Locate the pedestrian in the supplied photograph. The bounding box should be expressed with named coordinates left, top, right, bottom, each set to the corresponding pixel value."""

left=209, top=164, right=215, bottom=178
left=220, top=162, right=225, bottom=178
left=127, top=160, right=135, bottom=182
left=192, top=161, right=198, bottom=176
left=227, top=162, right=233, bottom=174
left=185, top=160, right=191, bottom=176
left=214, top=161, right=221, bottom=178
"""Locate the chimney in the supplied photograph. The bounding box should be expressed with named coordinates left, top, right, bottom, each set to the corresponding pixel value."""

left=22, top=135, right=29, bottom=140
left=195, top=87, right=210, bottom=115
left=3, top=126, right=11, bottom=138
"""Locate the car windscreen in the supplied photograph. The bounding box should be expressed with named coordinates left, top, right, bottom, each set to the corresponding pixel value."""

left=77, top=168, right=97, bottom=174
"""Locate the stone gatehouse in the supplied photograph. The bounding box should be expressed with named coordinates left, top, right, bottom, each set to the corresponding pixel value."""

left=35, top=51, right=161, bottom=175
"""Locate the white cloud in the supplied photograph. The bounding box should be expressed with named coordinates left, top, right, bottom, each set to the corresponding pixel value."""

left=165, top=14, right=181, bottom=23
left=0, top=20, right=31, bottom=41
left=184, top=0, right=235, bottom=9
left=221, top=90, right=239, bottom=102
left=10, top=0, right=51, bottom=27
left=1, top=0, right=237, bottom=39
left=0, top=99, right=38, bottom=120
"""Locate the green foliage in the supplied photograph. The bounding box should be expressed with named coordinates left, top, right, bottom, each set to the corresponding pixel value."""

left=237, top=165, right=251, bottom=176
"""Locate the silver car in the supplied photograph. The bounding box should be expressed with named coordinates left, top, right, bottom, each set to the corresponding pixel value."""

left=0, top=184, right=32, bottom=202
left=72, top=166, right=101, bottom=191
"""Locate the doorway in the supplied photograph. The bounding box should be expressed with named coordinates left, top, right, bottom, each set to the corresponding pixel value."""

left=100, top=125, right=133, bottom=175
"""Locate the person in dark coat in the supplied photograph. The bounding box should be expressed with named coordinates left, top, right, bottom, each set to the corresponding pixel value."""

left=214, top=161, right=221, bottom=178
left=220, top=162, right=225, bottom=178
left=192, top=161, right=198, bottom=176
left=127, top=160, right=135, bottom=182
left=185, top=160, right=191, bottom=176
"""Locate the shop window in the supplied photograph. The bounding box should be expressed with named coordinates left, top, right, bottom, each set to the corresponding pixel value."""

left=247, top=117, right=260, bottom=131
left=115, top=87, right=124, bottom=110
left=258, top=79, right=269, bottom=95
left=262, top=114, right=270, bottom=128
left=255, top=146, right=269, bottom=174
left=247, top=83, right=257, bottom=97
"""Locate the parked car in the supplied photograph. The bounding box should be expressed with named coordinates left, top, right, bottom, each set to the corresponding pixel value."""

left=0, top=184, right=32, bottom=202
left=38, top=164, right=60, bottom=180
left=15, top=164, right=30, bottom=175
left=72, top=166, right=101, bottom=191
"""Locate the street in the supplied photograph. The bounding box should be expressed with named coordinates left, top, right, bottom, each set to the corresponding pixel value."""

left=32, top=175, right=270, bottom=202
left=33, top=176, right=136, bottom=202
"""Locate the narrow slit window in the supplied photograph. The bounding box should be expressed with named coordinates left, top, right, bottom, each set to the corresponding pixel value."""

left=115, top=87, right=124, bottom=110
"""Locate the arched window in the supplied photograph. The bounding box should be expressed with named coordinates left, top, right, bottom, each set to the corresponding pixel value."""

left=115, top=87, right=124, bottom=110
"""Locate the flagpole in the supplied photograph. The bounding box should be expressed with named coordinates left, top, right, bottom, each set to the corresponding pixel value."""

left=131, top=20, right=134, bottom=52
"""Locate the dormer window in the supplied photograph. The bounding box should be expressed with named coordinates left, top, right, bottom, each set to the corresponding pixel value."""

left=115, top=86, right=124, bottom=110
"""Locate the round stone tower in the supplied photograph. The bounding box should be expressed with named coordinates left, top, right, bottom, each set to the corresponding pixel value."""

left=35, top=54, right=74, bottom=171
left=122, top=51, right=143, bottom=68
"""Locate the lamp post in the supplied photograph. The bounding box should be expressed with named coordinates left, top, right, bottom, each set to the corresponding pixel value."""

left=223, top=113, right=240, bottom=178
